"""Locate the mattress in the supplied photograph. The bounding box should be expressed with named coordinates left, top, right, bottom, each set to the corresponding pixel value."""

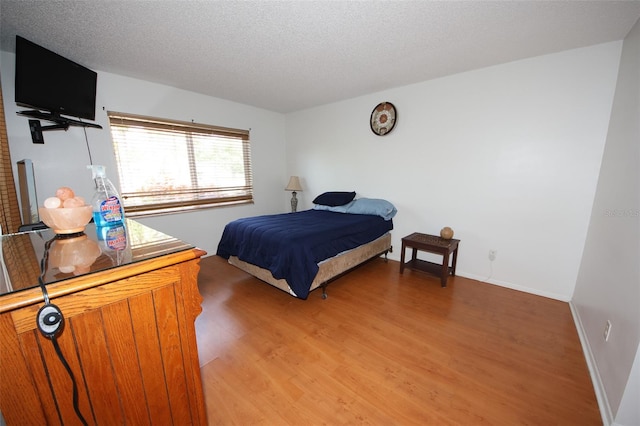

left=217, top=209, right=393, bottom=299
left=229, top=232, right=392, bottom=297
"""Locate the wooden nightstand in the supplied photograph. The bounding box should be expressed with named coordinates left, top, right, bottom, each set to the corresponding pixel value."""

left=400, top=232, right=460, bottom=287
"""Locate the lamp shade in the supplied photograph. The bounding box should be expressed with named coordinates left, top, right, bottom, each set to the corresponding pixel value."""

left=285, top=176, right=303, bottom=192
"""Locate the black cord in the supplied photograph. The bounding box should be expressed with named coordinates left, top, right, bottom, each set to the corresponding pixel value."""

left=38, top=236, right=89, bottom=425
left=51, top=335, right=89, bottom=426
left=38, top=237, right=54, bottom=303
left=80, top=119, right=93, bottom=165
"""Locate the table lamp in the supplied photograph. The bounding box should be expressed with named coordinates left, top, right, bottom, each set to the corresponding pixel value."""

left=285, top=176, right=303, bottom=212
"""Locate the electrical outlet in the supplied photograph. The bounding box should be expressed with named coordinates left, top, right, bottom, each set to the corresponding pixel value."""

left=604, top=320, right=612, bottom=342
left=489, top=250, right=497, bottom=261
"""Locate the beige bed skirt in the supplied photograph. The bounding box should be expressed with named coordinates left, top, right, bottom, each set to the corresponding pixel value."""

left=228, top=232, right=392, bottom=297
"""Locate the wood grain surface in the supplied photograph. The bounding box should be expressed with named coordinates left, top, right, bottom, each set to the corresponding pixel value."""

left=196, top=255, right=600, bottom=425
left=0, top=249, right=206, bottom=425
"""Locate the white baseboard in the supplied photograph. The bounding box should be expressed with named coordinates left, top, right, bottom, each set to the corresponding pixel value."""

left=458, top=271, right=570, bottom=302
left=569, top=301, right=613, bottom=426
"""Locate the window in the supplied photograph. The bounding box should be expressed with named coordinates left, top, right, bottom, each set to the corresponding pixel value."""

left=108, top=111, right=252, bottom=217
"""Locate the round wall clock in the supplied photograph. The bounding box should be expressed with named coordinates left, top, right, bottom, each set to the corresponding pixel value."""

left=370, top=102, right=397, bottom=136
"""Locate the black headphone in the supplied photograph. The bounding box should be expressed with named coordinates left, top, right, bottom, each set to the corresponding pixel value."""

left=37, top=300, right=64, bottom=338
left=37, top=236, right=65, bottom=338
left=35, top=235, right=87, bottom=425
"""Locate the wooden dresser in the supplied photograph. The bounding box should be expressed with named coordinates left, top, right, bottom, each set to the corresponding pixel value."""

left=0, top=220, right=207, bottom=425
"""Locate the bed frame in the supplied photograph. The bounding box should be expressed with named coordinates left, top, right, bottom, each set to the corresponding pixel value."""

left=228, top=232, right=392, bottom=299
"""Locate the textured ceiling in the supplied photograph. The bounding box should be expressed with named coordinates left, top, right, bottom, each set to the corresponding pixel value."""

left=1, top=1, right=639, bottom=113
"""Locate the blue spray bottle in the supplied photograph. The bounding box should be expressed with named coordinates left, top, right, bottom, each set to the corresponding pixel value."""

left=87, top=165, right=124, bottom=227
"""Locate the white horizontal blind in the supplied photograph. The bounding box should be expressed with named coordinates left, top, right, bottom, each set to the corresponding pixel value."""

left=108, top=111, right=252, bottom=216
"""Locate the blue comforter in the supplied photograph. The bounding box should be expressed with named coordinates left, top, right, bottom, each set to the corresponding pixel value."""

left=216, top=210, right=393, bottom=299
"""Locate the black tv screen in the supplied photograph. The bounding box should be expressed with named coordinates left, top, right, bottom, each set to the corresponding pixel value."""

left=15, top=35, right=97, bottom=121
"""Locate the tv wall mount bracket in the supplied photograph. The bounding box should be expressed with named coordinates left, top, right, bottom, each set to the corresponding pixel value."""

left=17, top=110, right=102, bottom=144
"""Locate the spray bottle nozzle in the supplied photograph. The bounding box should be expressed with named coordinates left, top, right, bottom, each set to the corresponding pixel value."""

left=87, top=165, right=106, bottom=180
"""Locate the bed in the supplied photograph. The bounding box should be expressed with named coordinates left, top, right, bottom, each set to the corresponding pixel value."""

left=216, top=195, right=396, bottom=299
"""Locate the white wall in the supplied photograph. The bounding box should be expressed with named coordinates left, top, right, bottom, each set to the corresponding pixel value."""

left=572, top=19, right=640, bottom=426
left=286, top=41, right=622, bottom=301
left=1, top=52, right=288, bottom=256
left=614, top=343, right=640, bottom=426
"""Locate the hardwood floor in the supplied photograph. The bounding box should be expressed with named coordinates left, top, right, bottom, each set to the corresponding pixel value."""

left=195, top=255, right=601, bottom=425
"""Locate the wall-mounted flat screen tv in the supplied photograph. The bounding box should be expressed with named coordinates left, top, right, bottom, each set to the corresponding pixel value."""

left=15, top=35, right=97, bottom=121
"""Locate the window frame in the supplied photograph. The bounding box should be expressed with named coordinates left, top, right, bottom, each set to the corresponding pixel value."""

left=107, top=111, right=253, bottom=217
